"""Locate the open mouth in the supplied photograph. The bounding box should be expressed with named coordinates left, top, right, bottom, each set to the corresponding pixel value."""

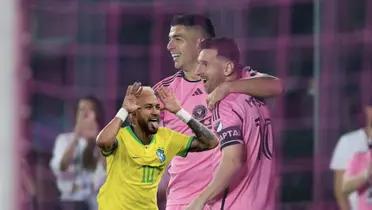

left=148, top=118, right=160, bottom=130
left=171, top=53, right=181, bottom=61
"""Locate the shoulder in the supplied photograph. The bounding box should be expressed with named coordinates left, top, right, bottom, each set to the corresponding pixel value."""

left=337, top=129, right=365, bottom=146
left=335, top=129, right=365, bottom=151
left=116, top=126, right=132, bottom=141
left=218, top=93, right=242, bottom=106
left=153, top=71, right=183, bottom=90
left=340, top=129, right=364, bottom=140
left=217, top=93, right=251, bottom=111
left=213, top=94, right=247, bottom=125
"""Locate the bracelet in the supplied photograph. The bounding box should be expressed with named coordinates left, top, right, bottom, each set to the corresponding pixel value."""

left=115, top=108, right=128, bottom=122
left=176, top=108, right=192, bottom=123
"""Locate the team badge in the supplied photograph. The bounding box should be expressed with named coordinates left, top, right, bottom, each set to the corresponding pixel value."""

left=156, top=148, right=166, bottom=163
left=214, top=120, right=223, bottom=132
left=192, top=105, right=207, bottom=120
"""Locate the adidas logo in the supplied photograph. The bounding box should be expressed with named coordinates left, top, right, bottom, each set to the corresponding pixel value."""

left=192, top=88, right=203, bottom=96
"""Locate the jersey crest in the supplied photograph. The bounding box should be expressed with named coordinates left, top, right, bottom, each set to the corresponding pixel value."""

left=156, top=148, right=166, bottom=163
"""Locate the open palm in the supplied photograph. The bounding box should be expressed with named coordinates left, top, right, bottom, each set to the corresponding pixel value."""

left=156, top=86, right=181, bottom=114
left=122, top=82, right=142, bottom=112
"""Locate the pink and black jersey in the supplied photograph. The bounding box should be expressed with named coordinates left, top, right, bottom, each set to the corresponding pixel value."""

left=210, top=93, right=276, bottom=210
left=153, top=71, right=217, bottom=205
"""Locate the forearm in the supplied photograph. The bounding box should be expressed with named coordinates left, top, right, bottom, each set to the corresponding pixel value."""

left=335, top=193, right=351, bottom=210
left=96, top=117, right=123, bottom=151
left=198, top=157, right=242, bottom=204
left=60, top=135, right=79, bottom=171
left=186, top=118, right=218, bottom=151
left=227, top=76, right=283, bottom=98
left=82, top=141, right=99, bottom=170
left=342, top=172, right=368, bottom=195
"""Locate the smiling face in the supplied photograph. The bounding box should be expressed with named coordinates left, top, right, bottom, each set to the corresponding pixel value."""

left=132, top=88, right=161, bottom=135
left=195, top=49, right=226, bottom=94
left=167, top=25, right=203, bottom=73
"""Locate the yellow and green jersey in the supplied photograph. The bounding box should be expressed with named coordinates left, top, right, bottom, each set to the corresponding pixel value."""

left=97, top=126, right=193, bottom=210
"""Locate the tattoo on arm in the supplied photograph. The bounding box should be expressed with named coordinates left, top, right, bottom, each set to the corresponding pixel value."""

left=101, top=140, right=118, bottom=156
left=187, top=119, right=216, bottom=150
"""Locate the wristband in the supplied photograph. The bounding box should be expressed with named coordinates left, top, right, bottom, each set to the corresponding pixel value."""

left=115, top=108, right=128, bottom=122
left=176, top=108, right=192, bottom=123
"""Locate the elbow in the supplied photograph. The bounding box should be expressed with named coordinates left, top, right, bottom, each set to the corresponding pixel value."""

left=96, top=133, right=116, bottom=150
left=223, top=155, right=243, bottom=173
left=232, top=158, right=243, bottom=171
left=96, top=133, right=107, bottom=149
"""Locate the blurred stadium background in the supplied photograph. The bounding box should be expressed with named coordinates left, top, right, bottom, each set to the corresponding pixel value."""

left=1, top=0, right=371, bottom=209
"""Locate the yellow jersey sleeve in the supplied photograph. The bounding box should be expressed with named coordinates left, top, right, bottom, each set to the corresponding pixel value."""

left=163, top=128, right=194, bottom=157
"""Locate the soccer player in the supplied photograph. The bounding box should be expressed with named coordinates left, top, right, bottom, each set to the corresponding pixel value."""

left=186, top=37, right=276, bottom=210
left=153, top=14, right=282, bottom=210
left=96, top=82, right=218, bottom=210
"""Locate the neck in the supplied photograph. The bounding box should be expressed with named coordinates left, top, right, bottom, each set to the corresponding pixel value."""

left=131, top=124, right=152, bottom=145
left=182, top=62, right=200, bottom=81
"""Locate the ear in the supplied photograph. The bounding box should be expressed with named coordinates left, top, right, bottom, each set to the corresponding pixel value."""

left=196, top=38, right=204, bottom=50
left=224, top=61, right=235, bottom=77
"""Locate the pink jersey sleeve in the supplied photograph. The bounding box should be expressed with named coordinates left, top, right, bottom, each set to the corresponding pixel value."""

left=210, top=94, right=275, bottom=210
left=213, top=95, right=245, bottom=149
left=345, top=152, right=366, bottom=177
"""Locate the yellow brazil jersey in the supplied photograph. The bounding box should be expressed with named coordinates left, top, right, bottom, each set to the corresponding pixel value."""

left=97, top=126, right=193, bottom=210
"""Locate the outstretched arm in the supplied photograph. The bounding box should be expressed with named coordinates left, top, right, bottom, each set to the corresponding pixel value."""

left=207, top=70, right=283, bottom=109
left=96, top=82, right=142, bottom=154
left=156, top=86, right=218, bottom=151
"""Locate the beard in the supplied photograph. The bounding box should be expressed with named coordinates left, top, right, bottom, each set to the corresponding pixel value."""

left=138, top=118, right=158, bottom=135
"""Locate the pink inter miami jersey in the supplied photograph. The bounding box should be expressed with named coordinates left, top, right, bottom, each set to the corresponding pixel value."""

left=345, top=151, right=372, bottom=210
left=153, top=71, right=217, bottom=205
left=210, top=93, right=276, bottom=210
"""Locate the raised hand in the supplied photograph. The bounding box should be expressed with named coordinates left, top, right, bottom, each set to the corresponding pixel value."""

left=156, top=86, right=181, bottom=114
left=206, top=82, right=230, bottom=110
left=75, top=110, right=99, bottom=139
left=122, top=82, right=143, bottom=112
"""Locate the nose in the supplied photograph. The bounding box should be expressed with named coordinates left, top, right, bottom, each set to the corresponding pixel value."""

left=151, top=107, right=160, bottom=116
left=167, top=39, right=174, bottom=51
left=195, top=64, right=203, bottom=77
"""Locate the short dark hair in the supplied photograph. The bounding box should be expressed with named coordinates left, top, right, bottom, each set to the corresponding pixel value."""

left=199, top=37, right=240, bottom=65
left=171, top=14, right=216, bottom=38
